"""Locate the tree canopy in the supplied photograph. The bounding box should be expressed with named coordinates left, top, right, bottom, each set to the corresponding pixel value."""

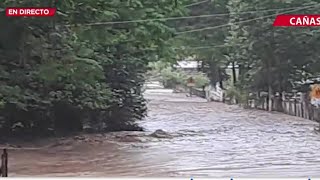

left=174, top=0, right=320, bottom=94
left=0, top=0, right=192, bottom=136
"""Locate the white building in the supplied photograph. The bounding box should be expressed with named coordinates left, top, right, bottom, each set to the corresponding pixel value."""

left=174, top=60, right=201, bottom=71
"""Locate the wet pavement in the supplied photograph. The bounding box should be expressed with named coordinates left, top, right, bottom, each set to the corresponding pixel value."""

left=5, top=88, right=320, bottom=177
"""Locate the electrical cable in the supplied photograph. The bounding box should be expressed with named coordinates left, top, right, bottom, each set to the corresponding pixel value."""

left=64, top=3, right=317, bottom=27
left=185, top=0, right=209, bottom=8
left=176, top=3, right=319, bottom=34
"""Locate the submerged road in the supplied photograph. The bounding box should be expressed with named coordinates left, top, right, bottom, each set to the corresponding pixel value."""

left=6, top=88, right=320, bottom=177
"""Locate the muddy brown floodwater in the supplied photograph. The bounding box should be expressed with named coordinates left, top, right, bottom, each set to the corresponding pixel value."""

left=4, top=89, right=320, bottom=177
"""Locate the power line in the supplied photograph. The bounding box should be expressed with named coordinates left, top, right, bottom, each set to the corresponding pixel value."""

left=175, top=44, right=234, bottom=50
left=176, top=3, right=319, bottom=34
left=65, top=4, right=317, bottom=27
left=185, top=0, right=209, bottom=8
left=113, top=44, right=236, bottom=52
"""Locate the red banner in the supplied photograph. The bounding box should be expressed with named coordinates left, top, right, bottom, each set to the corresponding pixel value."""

left=6, top=7, right=56, bottom=17
left=273, top=14, right=320, bottom=27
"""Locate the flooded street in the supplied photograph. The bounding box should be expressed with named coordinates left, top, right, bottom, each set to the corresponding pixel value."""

left=6, top=88, right=320, bottom=177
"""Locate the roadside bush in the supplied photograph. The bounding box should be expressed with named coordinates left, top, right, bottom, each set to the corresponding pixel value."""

left=193, top=73, right=210, bottom=88
left=225, top=86, right=249, bottom=104
left=160, top=67, right=187, bottom=88
left=161, top=69, right=209, bottom=89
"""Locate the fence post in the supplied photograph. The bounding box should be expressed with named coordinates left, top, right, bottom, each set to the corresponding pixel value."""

left=268, top=93, right=273, bottom=112
left=282, top=92, right=286, bottom=113
left=1, top=149, right=8, bottom=177
left=293, top=91, right=297, bottom=116
left=204, top=85, right=210, bottom=101
left=301, top=93, right=306, bottom=118
left=294, top=99, right=297, bottom=116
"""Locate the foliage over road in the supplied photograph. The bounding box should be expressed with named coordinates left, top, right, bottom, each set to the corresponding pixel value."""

left=0, top=0, right=192, bottom=136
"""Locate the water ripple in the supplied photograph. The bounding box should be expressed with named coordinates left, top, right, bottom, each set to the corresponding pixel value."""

left=6, top=89, right=320, bottom=177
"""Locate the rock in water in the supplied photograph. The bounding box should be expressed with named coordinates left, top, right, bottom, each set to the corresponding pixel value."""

left=150, top=129, right=171, bottom=138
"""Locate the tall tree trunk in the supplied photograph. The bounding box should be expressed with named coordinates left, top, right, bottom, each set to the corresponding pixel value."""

left=218, top=68, right=224, bottom=89
left=197, top=59, right=201, bottom=72
left=219, top=80, right=224, bottom=90
left=208, top=61, right=218, bottom=86
left=201, top=60, right=205, bottom=71
left=232, top=61, right=237, bottom=85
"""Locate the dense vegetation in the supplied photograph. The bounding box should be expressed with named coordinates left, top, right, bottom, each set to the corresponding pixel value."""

left=225, top=0, right=320, bottom=94
left=147, top=61, right=209, bottom=89
left=0, top=0, right=192, bottom=136
left=175, top=0, right=320, bottom=105
left=1, top=0, right=320, bottom=137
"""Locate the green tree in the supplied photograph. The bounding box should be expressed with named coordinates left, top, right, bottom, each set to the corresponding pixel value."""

left=174, top=0, right=230, bottom=88
left=0, top=0, right=191, bottom=136
left=224, top=0, right=320, bottom=108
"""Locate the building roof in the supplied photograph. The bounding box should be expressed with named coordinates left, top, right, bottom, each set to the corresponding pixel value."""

left=175, top=61, right=200, bottom=69
left=174, top=60, right=239, bottom=69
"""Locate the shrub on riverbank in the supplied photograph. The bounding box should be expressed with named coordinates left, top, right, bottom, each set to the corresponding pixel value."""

left=147, top=62, right=210, bottom=89
left=160, top=67, right=187, bottom=88
left=160, top=69, right=209, bottom=89
left=225, top=86, right=249, bottom=105
left=193, top=73, right=210, bottom=88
